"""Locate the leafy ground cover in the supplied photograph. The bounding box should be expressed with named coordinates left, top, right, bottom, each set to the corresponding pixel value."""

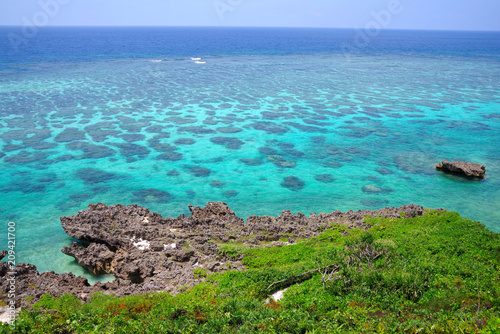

left=3, top=210, right=500, bottom=333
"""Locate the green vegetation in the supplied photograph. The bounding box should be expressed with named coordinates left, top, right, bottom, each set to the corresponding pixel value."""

left=193, top=268, right=208, bottom=279
left=3, top=210, right=500, bottom=333
left=217, top=243, right=247, bottom=260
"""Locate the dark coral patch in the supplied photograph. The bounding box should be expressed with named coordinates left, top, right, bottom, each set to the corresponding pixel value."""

left=339, top=126, right=376, bottom=138
left=3, top=144, right=25, bottom=152
left=76, top=168, right=118, bottom=185
left=149, top=142, right=178, bottom=153
left=145, top=125, right=167, bottom=134
left=1, top=180, right=46, bottom=194
left=92, top=186, right=110, bottom=194
left=284, top=149, right=305, bottom=157
left=31, top=142, right=58, bottom=150
left=112, top=143, right=149, bottom=157
left=148, top=135, right=177, bottom=152
left=322, top=161, right=343, bottom=169
left=120, top=121, right=150, bottom=133
left=361, top=199, right=390, bottom=208
left=362, top=185, right=393, bottom=194
left=1, top=129, right=27, bottom=142
left=283, top=122, right=328, bottom=133
left=223, top=190, right=238, bottom=198
left=315, top=174, right=335, bottom=183
left=121, top=134, right=146, bottom=142
left=132, top=188, right=173, bottom=203
left=69, top=193, right=92, bottom=203
left=258, top=147, right=278, bottom=155
left=210, top=137, right=244, bottom=150
left=67, top=142, right=115, bottom=159
left=272, top=158, right=296, bottom=168
left=4, top=151, right=48, bottom=165
left=278, top=142, right=295, bottom=149
left=311, top=136, right=326, bottom=144
left=185, top=166, right=211, bottom=177
left=217, top=127, right=243, bottom=134
left=250, top=122, right=289, bottom=135
left=167, top=169, right=180, bottom=176
left=2, top=129, right=52, bottom=146
left=56, top=192, right=93, bottom=211
left=203, top=118, right=219, bottom=125
left=174, top=138, right=196, bottom=145
left=165, top=117, right=197, bottom=125
left=239, top=158, right=263, bottom=166
left=54, top=128, right=86, bottom=143
left=84, top=122, right=121, bottom=142
left=158, top=152, right=183, bottom=161
left=178, top=126, right=216, bottom=135
left=38, top=173, right=58, bottom=185
left=280, top=176, right=305, bottom=191
left=210, top=180, right=226, bottom=189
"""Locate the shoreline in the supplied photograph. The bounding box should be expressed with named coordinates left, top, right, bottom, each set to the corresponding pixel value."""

left=1, top=201, right=427, bottom=309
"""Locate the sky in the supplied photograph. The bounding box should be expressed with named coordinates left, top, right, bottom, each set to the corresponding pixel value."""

left=0, top=0, right=500, bottom=31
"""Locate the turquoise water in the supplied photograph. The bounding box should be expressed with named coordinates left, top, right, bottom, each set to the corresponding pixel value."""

left=1, top=28, right=500, bottom=282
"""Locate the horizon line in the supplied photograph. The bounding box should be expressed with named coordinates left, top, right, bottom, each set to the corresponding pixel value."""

left=0, top=25, right=499, bottom=33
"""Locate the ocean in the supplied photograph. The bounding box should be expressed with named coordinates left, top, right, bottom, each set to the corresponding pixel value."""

left=1, top=27, right=499, bottom=283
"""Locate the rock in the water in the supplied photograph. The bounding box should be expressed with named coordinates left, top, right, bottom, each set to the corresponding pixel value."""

left=62, top=242, right=115, bottom=275
left=436, top=159, right=486, bottom=179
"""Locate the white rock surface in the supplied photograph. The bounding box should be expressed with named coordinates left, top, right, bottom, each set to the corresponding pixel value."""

left=130, top=236, right=150, bottom=250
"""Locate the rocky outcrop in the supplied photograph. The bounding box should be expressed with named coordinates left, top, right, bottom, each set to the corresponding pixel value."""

left=246, top=204, right=424, bottom=240
left=62, top=242, right=115, bottom=275
left=436, top=159, right=486, bottom=179
left=1, top=201, right=428, bottom=308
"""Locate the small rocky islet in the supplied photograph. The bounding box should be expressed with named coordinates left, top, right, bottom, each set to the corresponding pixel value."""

left=0, top=201, right=426, bottom=309
left=436, top=159, right=486, bottom=179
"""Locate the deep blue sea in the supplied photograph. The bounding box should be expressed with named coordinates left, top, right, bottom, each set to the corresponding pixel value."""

left=1, top=27, right=500, bottom=282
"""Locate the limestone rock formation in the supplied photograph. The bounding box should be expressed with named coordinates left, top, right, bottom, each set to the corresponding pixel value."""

left=436, top=159, right=486, bottom=178
left=1, top=201, right=429, bottom=308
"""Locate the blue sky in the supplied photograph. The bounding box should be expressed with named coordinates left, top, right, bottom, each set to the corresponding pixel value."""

left=1, top=0, right=499, bottom=31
